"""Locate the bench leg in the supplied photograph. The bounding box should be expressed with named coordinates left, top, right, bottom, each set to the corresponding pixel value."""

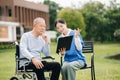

left=91, top=65, right=96, bottom=80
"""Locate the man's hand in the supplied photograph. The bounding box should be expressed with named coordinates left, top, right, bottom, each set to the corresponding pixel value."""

left=59, top=48, right=66, bottom=55
left=31, top=57, right=44, bottom=69
left=42, top=34, right=50, bottom=44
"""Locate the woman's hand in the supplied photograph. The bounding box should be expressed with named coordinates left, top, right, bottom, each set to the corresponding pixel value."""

left=59, top=48, right=66, bottom=55
left=74, top=28, right=81, bottom=38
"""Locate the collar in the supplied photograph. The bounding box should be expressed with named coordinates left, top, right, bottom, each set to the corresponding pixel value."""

left=61, top=29, right=72, bottom=37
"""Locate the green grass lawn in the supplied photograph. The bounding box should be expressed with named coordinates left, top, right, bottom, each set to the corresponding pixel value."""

left=0, top=42, right=120, bottom=80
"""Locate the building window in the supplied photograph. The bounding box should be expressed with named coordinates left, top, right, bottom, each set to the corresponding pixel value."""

left=0, top=7, right=1, bottom=15
left=8, top=6, right=12, bottom=17
left=16, top=27, right=21, bottom=40
left=0, top=6, right=4, bottom=16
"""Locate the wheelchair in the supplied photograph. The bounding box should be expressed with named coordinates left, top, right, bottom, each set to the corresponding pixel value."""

left=10, top=42, right=55, bottom=80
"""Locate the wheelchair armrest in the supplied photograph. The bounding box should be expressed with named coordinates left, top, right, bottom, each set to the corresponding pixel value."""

left=42, top=56, right=55, bottom=60
left=17, top=57, right=29, bottom=61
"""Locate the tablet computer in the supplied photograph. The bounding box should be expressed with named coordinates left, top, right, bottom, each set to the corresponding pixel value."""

left=56, top=36, right=73, bottom=53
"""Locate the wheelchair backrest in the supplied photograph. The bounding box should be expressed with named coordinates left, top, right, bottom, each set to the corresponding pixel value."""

left=16, top=44, right=20, bottom=58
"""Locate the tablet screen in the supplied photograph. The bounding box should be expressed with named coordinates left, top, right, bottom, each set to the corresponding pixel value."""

left=56, top=36, right=73, bottom=53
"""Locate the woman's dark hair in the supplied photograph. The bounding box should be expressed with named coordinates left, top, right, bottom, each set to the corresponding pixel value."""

left=54, top=18, right=66, bottom=27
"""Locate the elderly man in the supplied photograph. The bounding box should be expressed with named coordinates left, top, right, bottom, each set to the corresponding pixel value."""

left=20, top=17, right=61, bottom=80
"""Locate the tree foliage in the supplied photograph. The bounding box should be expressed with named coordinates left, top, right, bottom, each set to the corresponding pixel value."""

left=81, top=1, right=105, bottom=41
left=81, top=1, right=120, bottom=42
left=57, top=8, right=86, bottom=37
left=43, top=0, right=61, bottom=30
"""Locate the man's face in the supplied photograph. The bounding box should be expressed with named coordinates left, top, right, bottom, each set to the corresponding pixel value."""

left=34, top=21, right=46, bottom=35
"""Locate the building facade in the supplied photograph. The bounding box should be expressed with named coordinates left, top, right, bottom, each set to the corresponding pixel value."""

left=0, top=0, right=49, bottom=42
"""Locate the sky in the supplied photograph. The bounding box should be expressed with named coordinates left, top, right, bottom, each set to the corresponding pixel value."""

left=25, top=0, right=120, bottom=8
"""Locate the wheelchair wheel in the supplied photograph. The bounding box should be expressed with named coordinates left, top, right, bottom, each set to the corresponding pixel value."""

left=10, top=76, right=19, bottom=80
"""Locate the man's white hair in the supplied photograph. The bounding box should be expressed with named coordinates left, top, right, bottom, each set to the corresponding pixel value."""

left=33, top=17, right=45, bottom=25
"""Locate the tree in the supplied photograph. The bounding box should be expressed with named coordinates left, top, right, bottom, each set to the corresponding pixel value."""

left=80, top=1, right=105, bottom=41
left=80, top=1, right=120, bottom=42
left=43, top=0, right=61, bottom=30
left=57, top=8, right=86, bottom=38
left=104, top=0, right=120, bottom=41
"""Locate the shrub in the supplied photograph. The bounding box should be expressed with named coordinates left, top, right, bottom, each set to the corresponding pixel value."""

left=114, top=29, right=120, bottom=41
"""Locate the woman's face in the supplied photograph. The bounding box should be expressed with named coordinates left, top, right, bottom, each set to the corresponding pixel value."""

left=56, top=22, right=67, bottom=33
